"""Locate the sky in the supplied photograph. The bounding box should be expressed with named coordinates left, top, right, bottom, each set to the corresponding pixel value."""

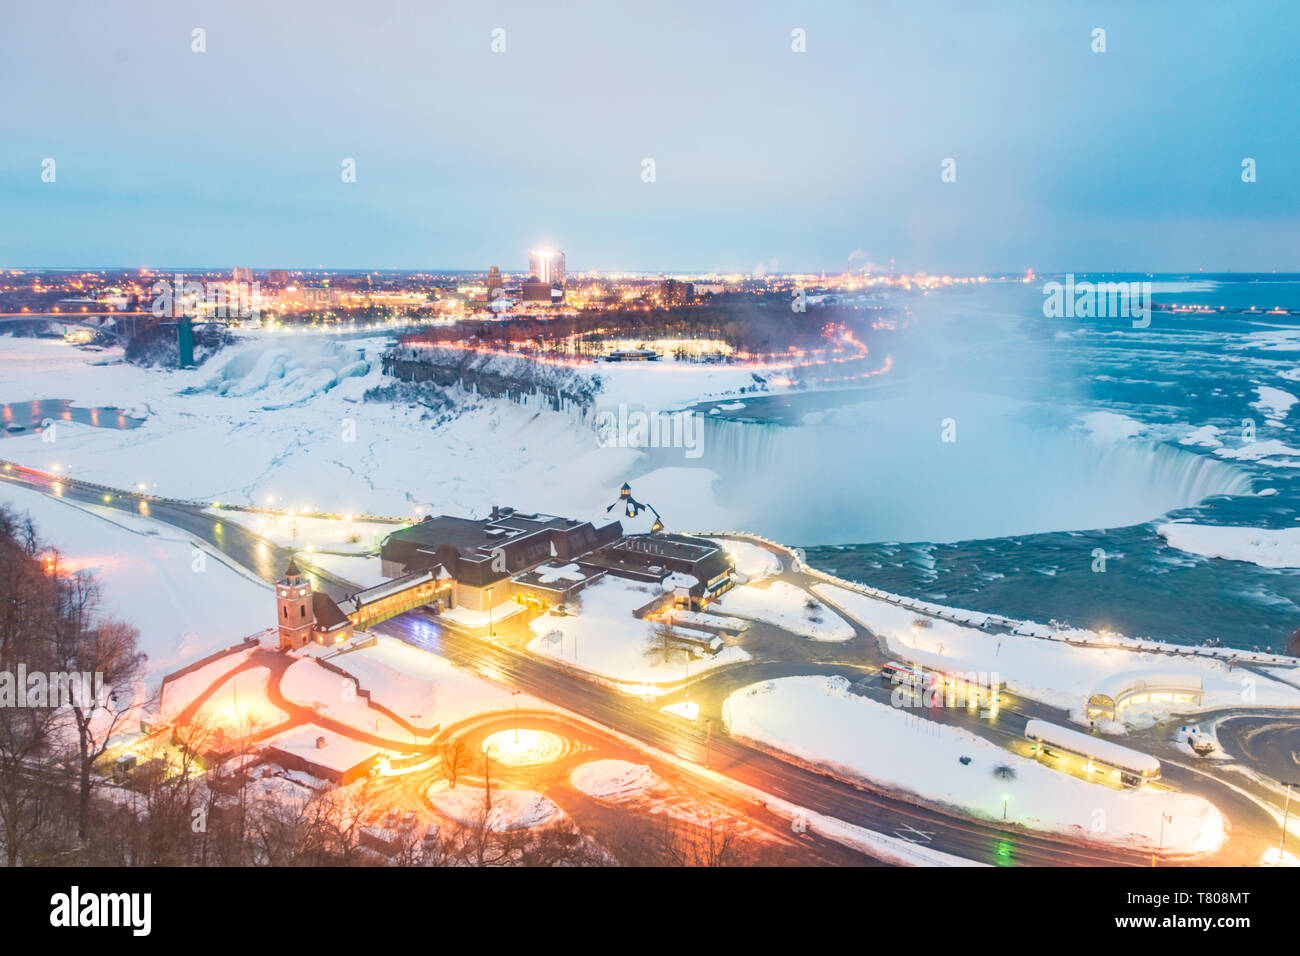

left=1, top=0, right=1298, bottom=274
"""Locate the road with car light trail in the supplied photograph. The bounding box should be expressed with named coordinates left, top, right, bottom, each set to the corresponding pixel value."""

left=1, top=457, right=1287, bottom=866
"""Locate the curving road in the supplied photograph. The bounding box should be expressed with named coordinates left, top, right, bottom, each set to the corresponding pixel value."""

left=0, top=459, right=1228, bottom=865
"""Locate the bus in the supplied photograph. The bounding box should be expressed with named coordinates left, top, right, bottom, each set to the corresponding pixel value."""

left=881, top=662, right=1002, bottom=708
left=881, top=662, right=939, bottom=690
left=1024, top=718, right=1161, bottom=787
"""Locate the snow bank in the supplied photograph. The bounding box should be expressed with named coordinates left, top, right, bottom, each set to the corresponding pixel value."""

left=720, top=580, right=854, bottom=641
left=725, top=676, right=1225, bottom=854
left=711, top=537, right=782, bottom=579
left=814, top=583, right=1300, bottom=720
left=570, top=759, right=657, bottom=801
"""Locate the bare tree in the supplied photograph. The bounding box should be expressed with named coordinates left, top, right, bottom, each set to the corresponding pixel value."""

left=439, top=738, right=469, bottom=788
left=48, top=572, right=144, bottom=841
left=648, top=619, right=681, bottom=664
left=660, top=813, right=749, bottom=867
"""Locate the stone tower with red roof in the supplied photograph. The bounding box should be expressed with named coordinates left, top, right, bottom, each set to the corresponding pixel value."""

left=276, top=557, right=315, bottom=650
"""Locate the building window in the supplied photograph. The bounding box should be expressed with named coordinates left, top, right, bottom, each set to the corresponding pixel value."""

left=300, top=606, right=306, bottom=618
left=282, top=607, right=288, bottom=619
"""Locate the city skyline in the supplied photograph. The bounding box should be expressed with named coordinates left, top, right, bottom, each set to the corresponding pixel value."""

left=3, top=0, right=1298, bottom=273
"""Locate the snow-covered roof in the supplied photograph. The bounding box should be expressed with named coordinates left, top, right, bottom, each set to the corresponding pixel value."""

left=1091, top=671, right=1203, bottom=702
left=1024, top=719, right=1161, bottom=775
left=351, top=569, right=437, bottom=607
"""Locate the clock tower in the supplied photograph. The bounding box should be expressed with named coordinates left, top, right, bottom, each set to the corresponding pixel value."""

left=276, top=557, right=315, bottom=650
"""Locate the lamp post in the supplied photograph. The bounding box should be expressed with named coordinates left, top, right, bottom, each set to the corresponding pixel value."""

left=1002, top=794, right=1010, bottom=821
left=1281, top=783, right=1297, bottom=860
left=485, top=586, right=494, bottom=638
left=1156, top=811, right=1173, bottom=866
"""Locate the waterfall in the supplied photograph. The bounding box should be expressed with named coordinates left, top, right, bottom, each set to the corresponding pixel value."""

left=635, top=413, right=1252, bottom=546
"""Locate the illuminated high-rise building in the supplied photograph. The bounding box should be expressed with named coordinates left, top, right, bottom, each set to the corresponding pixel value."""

left=528, top=249, right=565, bottom=288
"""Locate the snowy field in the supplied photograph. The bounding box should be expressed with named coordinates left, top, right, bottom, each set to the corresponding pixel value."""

left=427, top=783, right=559, bottom=831
left=725, top=676, right=1226, bottom=854
left=0, top=481, right=270, bottom=698
left=188, top=666, right=290, bottom=732
left=280, top=658, right=436, bottom=742
left=0, top=334, right=751, bottom=533
left=814, top=583, right=1300, bottom=723
left=336, top=635, right=551, bottom=727
left=159, top=647, right=257, bottom=719
left=720, top=580, right=855, bottom=641
left=526, top=576, right=750, bottom=687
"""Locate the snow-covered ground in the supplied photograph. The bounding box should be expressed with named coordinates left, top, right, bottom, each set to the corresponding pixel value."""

left=720, top=580, right=855, bottom=641
left=570, top=760, right=657, bottom=801
left=725, top=675, right=1225, bottom=854
left=526, top=576, right=750, bottom=687
left=710, top=537, right=782, bottom=579
left=280, top=657, right=435, bottom=742
left=335, top=635, right=550, bottom=727
left=481, top=729, right=566, bottom=766
left=0, top=334, right=754, bottom=534
left=814, top=583, right=1300, bottom=723
left=188, top=666, right=290, bottom=732
left=427, top=783, right=559, bottom=831
left=204, top=509, right=398, bottom=554
left=0, top=481, right=270, bottom=698
left=159, top=647, right=257, bottom=719
left=1157, top=522, right=1300, bottom=569
left=302, top=553, right=387, bottom=587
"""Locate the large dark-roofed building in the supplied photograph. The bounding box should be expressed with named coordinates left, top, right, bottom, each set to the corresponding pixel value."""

left=380, top=506, right=623, bottom=611
left=584, top=532, right=735, bottom=605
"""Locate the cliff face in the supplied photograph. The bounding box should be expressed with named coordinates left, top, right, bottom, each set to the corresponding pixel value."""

left=125, top=323, right=233, bottom=368
left=381, top=346, right=603, bottom=413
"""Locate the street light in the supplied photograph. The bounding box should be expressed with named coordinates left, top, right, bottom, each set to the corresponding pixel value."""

left=1156, top=811, right=1173, bottom=866
left=486, top=587, right=494, bottom=637
left=1281, top=783, right=1298, bottom=859
left=1002, top=794, right=1010, bottom=821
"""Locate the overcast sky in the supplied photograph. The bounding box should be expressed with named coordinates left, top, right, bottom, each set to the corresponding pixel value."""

left=2, top=0, right=1297, bottom=273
